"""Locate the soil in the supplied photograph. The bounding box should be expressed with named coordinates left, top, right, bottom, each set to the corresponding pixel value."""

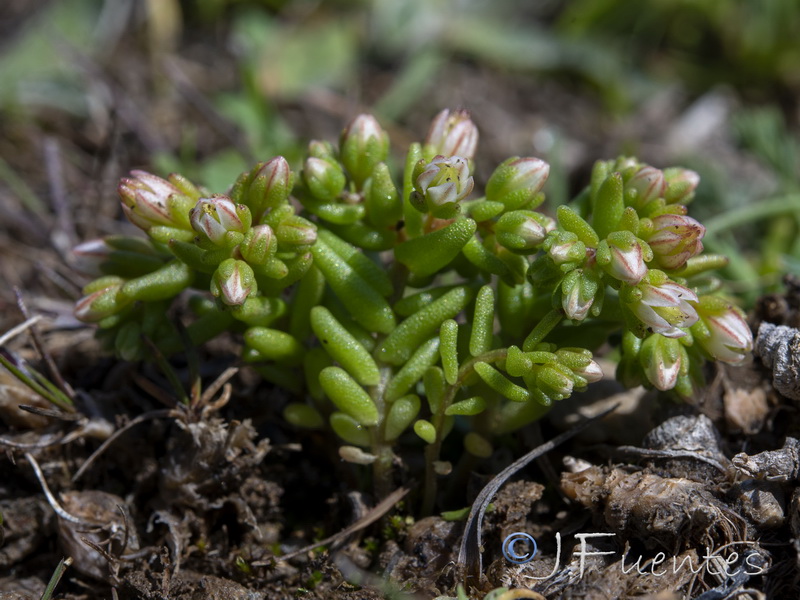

left=2, top=3, right=800, bottom=599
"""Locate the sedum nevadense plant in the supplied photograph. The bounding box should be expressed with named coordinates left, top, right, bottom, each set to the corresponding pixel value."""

left=72, top=109, right=753, bottom=508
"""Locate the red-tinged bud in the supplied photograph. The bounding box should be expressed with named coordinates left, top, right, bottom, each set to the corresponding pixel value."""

left=640, top=333, right=684, bottom=391
left=692, top=298, right=752, bottom=364
left=189, top=196, right=251, bottom=246
left=245, top=157, right=294, bottom=222
left=424, top=108, right=478, bottom=160
left=495, top=210, right=554, bottom=253
left=238, top=224, right=275, bottom=265
left=74, top=279, right=128, bottom=322
left=626, top=166, right=666, bottom=208
left=561, top=269, right=599, bottom=321
left=575, top=359, right=604, bottom=383
left=664, top=167, right=700, bottom=204
left=596, top=232, right=649, bottom=284
left=71, top=238, right=113, bottom=276
left=485, top=157, right=550, bottom=210
left=211, top=259, right=256, bottom=306
left=118, top=170, right=191, bottom=231
left=644, top=214, right=705, bottom=270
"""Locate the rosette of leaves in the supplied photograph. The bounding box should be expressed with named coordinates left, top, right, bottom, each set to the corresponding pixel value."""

left=72, top=109, right=752, bottom=507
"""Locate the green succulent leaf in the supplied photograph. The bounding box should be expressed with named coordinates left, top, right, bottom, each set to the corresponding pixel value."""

left=319, top=366, right=379, bottom=426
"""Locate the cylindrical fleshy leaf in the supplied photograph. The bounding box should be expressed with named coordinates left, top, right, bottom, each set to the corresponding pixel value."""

left=310, top=307, right=380, bottom=386
left=244, top=327, right=304, bottom=365
left=440, top=319, right=460, bottom=385
left=591, top=171, right=624, bottom=239
left=445, top=396, right=486, bottom=416
left=319, top=366, right=379, bottom=426
left=330, top=412, right=370, bottom=446
left=283, top=403, right=324, bottom=429
left=413, top=419, right=437, bottom=444
left=384, top=338, right=440, bottom=402
left=473, top=362, right=532, bottom=403
left=384, top=394, right=421, bottom=441
left=464, top=432, right=492, bottom=458
left=469, top=286, right=495, bottom=357
left=311, top=237, right=396, bottom=334
left=557, top=206, right=599, bottom=248
left=119, top=261, right=194, bottom=302
left=395, top=218, right=477, bottom=277
left=363, top=162, right=401, bottom=228
left=318, top=230, right=392, bottom=297
left=377, top=286, right=473, bottom=365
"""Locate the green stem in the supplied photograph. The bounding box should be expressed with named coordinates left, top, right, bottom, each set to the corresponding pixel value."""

left=421, top=348, right=508, bottom=516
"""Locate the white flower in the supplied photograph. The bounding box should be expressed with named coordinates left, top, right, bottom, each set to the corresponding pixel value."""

left=630, top=280, right=699, bottom=338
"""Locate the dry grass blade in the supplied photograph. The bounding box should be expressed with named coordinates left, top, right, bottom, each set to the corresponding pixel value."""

left=72, top=409, right=174, bottom=481
left=457, top=404, right=619, bottom=581
left=251, top=486, right=411, bottom=566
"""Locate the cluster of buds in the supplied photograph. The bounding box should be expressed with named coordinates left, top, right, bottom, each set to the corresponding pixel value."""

left=73, top=108, right=754, bottom=436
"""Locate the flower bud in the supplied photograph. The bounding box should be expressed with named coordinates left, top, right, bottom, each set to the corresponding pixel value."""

left=189, top=196, right=251, bottom=246
left=495, top=210, right=553, bottom=253
left=412, top=155, right=474, bottom=218
left=233, top=157, right=294, bottom=223
left=664, top=167, right=700, bottom=204
left=640, top=333, right=683, bottom=391
left=546, top=231, right=586, bottom=267
left=303, top=157, right=347, bottom=202
left=561, top=269, right=599, bottom=321
left=574, top=359, right=604, bottom=384
left=626, top=166, right=666, bottom=208
left=596, top=231, right=649, bottom=284
left=643, top=214, right=705, bottom=270
left=692, top=297, right=753, bottom=364
left=238, top=224, right=276, bottom=265
left=74, top=278, right=129, bottom=322
left=339, top=114, right=390, bottom=187
left=626, top=273, right=699, bottom=338
left=118, top=170, right=193, bottom=232
left=424, top=108, right=478, bottom=160
left=212, top=259, right=256, bottom=306
left=485, top=157, right=550, bottom=210
left=536, top=363, right=575, bottom=401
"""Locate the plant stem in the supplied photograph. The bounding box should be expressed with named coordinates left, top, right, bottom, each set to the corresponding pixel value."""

left=421, top=348, right=508, bottom=516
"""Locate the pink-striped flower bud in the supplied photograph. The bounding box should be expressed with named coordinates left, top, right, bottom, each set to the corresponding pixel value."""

left=495, top=210, right=554, bottom=253
left=74, top=278, right=128, bottom=322
left=238, top=224, right=275, bottom=265
left=546, top=231, right=586, bottom=267
left=574, top=359, right=604, bottom=384
left=644, top=214, right=705, bottom=270
left=118, top=170, right=193, bottom=232
left=212, top=259, right=256, bottom=306
left=561, top=269, right=600, bottom=321
left=664, top=167, right=700, bottom=204
left=412, top=155, right=474, bottom=218
left=692, top=298, right=752, bottom=364
left=596, top=231, right=649, bottom=284
left=626, top=166, right=666, bottom=207
left=189, top=196, right=251, bottom=246
left=626, top=274, right=699, bottom=338
left=485, top=157, right=550, bottom=210
left=424, top=109, right=479, bottom=160
left=640, top=333, right=684, bottom=391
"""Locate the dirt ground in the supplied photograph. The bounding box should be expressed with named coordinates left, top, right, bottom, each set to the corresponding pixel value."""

left=2, top=3, right=800, bottom=599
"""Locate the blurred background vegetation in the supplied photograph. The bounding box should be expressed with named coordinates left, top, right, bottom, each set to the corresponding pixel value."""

left=1, top=0, right=799, bottom=326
